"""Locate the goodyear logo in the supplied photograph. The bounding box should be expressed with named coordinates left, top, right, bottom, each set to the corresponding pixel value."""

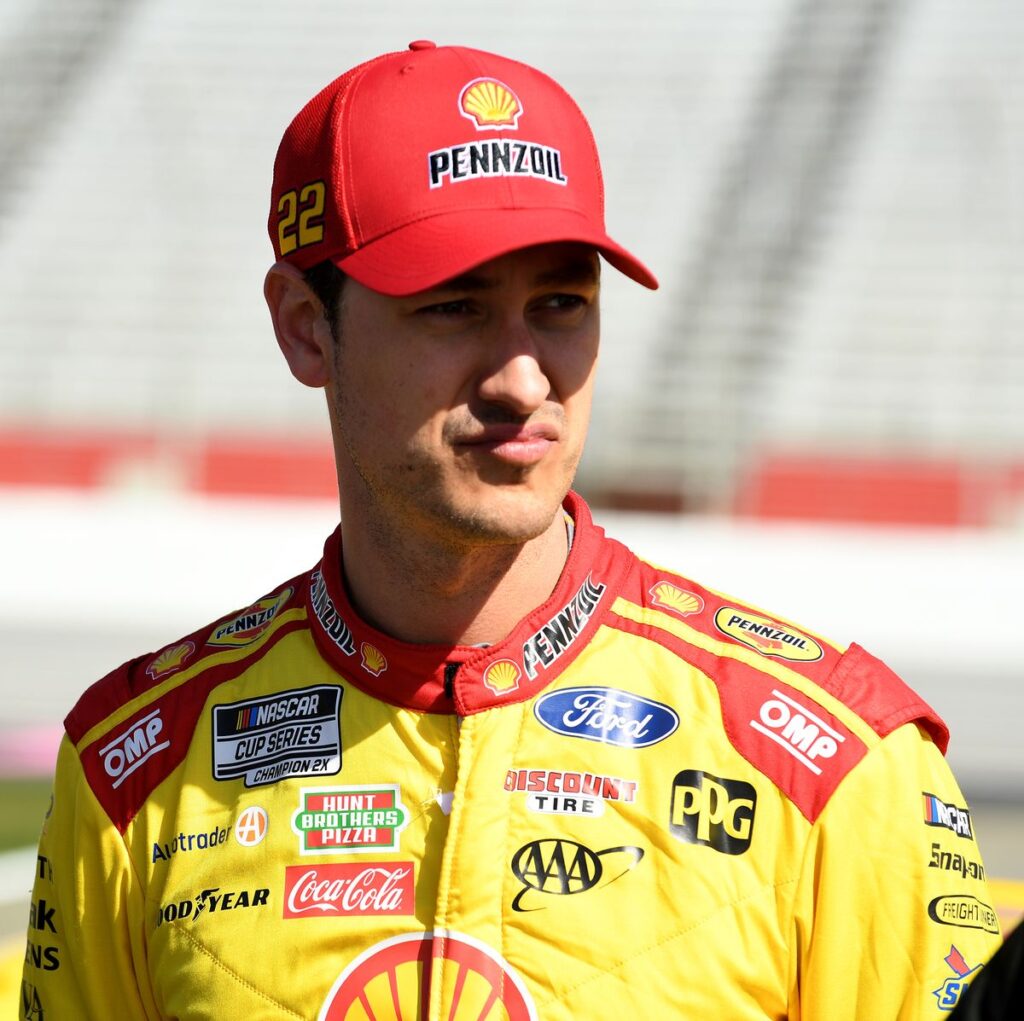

left=669, top=770, right=756, bottom=855
left=714, top=607, right=823, bottom=662
left=510, top=839, right=643, bottom=912
left=209, top=588, right=292, bottom=648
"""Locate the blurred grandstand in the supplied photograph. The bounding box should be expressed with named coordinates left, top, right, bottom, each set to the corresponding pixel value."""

left=1, top=0, right=1023, bottom=522
left=1, top=0, right=1023, bottom=995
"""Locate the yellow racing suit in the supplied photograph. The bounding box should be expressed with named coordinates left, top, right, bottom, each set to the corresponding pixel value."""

left=20, top=493, right=1001, bottom=1019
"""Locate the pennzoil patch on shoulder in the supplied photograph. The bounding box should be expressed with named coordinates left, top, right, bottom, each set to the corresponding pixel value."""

left=208, top=587, right=293, bottom=648
left=714, top=607, right=823, bottom=662
left=211, top=684, right=342, bottom=788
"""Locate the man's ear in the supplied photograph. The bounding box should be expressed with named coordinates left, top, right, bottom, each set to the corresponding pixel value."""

left=264, top=261, right=333, bottom=388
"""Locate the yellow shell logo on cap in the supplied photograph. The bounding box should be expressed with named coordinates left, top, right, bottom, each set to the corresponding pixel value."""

left=459, top=78, right=523, bottom=130
left=484, top=659, right=522, bottom=695
left=649, top=582, right=705, bottom=618
left=360, top=642, right=388, bottom=677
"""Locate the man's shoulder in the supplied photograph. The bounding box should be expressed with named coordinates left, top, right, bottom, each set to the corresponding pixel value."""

left=61, top=573, right=309, bottom=830
left=609, top=552, right=948, bottom=822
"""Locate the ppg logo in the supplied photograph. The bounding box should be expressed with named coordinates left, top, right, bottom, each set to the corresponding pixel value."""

left=669, top=770, right=756, bottom=855
left=99, top=708, right=170, bottom=790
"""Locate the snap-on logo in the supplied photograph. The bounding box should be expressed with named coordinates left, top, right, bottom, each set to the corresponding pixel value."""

left=533, top=687, right=679, bottom=748
left=749, top=689, right=845, bottom=774
left=715, top=607, right=823, bottom=662
left=99, top=708, right=171, bottom=789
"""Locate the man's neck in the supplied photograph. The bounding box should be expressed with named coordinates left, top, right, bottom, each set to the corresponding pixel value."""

left=337, top=508, right=570, bottom=647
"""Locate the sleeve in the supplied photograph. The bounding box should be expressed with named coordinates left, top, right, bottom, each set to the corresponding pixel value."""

left=19, top=735, right=160, bottom=1021
left=789, top=721, right=1003, bottom=1020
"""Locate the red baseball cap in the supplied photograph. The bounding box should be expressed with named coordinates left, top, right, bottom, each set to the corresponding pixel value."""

left=269, top=41, right=657, bottom=295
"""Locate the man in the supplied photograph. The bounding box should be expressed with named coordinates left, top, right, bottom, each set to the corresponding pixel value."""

left=21, top=41, right=1000, bottom=1020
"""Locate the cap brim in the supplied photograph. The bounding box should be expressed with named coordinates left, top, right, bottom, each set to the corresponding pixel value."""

left=335, top=208, right=658, bottom=296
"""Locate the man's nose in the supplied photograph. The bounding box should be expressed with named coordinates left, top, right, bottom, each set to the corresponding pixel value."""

left=475, top=322, right=551, bottom=415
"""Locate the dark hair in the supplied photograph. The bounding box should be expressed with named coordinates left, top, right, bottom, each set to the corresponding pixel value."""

left=303, top=260, right=347, bottom=339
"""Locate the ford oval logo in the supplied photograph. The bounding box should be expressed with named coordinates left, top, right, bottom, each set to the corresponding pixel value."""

left=533, top=686, right=679, bottom=748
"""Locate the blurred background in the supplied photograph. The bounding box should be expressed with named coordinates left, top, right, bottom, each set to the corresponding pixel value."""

left=1, top=0, right=1022, bottom=1001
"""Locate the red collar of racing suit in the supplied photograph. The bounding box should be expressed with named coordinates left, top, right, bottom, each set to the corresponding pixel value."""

left=305, top=491, right=633, bottom=715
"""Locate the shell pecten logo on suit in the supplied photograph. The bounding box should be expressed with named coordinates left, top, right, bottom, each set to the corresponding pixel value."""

left=317, top=931, right=537, bottom=1021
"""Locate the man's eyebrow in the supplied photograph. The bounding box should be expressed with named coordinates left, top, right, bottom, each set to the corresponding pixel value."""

left=428, top=257, right=601, bottom=295
left=533, top=258, right=601, bottom=288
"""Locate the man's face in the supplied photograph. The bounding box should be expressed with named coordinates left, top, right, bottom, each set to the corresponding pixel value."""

left=327, top=242, right=601, bottom=549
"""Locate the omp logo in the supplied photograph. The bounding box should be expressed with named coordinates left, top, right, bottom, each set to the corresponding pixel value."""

left=534, top=686, right=679, bottom=748
left=928, top=895, right=999, bottom=934
left=522, top=575, right=606, bottom=680
left=669, top=771, right=756, bottom=855
left=923, top=793, right=974, bottom=840
left=317, top=932, right=537, bottom=1021
left=510, top=838, right=643, bottom=912
left=932, top=945, right=981, bottom=1011
left=208, top=588, right=292, bottom=648
left=750, top=689, right=845, bottom=774
left=99, top=708, right=171, bottom=789
left=310, top=570, right=356, bottom=657
left=715, top=607, right=823, bottom=662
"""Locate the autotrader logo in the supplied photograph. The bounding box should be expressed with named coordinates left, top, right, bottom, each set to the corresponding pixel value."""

left=669, top=770, right=756, bottom=855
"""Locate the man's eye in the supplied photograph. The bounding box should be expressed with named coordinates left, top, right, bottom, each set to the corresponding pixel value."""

left=538, top=293, right=588, bottom=312
left=417, top=299, right=473, bottom=316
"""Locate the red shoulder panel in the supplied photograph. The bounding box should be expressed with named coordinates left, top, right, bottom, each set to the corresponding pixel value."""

left=610, top=568, right=949, bottom=823
left=63, top=577, right=309, bottom=833
left=820, top=642, right=949, bottom=754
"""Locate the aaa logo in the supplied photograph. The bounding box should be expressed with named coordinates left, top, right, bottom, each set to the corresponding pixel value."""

left=510, top=838, right=643, bottom=912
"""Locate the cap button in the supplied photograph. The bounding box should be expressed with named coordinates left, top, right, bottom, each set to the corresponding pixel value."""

left=408, top=40, right=436, bottom=51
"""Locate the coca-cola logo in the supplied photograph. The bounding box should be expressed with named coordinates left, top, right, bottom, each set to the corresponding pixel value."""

left=533, top=687, right=679, bottom=748
left=283, top=863, right=414, bottom=918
